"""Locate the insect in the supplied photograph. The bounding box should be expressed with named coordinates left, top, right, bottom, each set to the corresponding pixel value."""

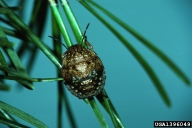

left=61, top=24, right=106, bottom=99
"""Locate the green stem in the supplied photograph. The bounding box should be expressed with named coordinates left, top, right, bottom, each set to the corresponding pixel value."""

left=60, top=0, right=82, bottom=44
left=49, top=0, right=72, bottom=47
left=88, top=97, right=108, bottom=128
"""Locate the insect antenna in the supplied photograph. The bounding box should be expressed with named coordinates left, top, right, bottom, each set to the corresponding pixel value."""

left=81, top=23, right=90, bottom=44
left=48, top=36, right=67, bottom=49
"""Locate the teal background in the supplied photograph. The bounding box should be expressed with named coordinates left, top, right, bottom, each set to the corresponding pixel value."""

left=0, top=0, right=192, bottom=127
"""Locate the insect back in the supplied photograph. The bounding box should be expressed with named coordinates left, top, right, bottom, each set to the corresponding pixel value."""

left=61, top=24, right=106, bottom=99
left=61, top=42, right=106, bottom=99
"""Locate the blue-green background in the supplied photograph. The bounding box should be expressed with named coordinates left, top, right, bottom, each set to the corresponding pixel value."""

left=1, top=0, right=192, bottom=127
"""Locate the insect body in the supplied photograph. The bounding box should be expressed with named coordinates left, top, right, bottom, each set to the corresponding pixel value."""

left=61, top=41, right=106, bottom=99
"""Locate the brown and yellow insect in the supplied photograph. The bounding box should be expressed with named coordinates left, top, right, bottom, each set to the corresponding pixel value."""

left=61, top=42, right=106, bottom=99
left=61, top=24, right=106, bottom=99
